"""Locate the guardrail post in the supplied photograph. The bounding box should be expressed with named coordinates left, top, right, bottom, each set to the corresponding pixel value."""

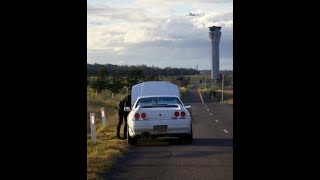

left=90, top=113, right=96, bottom=144
left=100, top=108, right=107, bottom=127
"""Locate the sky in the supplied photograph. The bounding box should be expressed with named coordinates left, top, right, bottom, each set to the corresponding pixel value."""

left=87, top=0, right=233, bottom=70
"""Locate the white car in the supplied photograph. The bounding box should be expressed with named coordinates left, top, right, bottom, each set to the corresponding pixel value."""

left=125, top=81, right=192, bottom=145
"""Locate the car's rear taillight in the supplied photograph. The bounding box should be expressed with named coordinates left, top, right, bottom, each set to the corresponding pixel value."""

left=141, top=113, right=147, bottom=119
left=172, top=111, right=187, bottom=119
left=134, top=113, right=140, bottom=119
left=172, top=111, right=180, bottom=119
left=180, top=111, right=186, bottom=119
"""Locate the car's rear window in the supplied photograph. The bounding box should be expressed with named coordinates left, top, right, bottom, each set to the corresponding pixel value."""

left=141, top=104, right=179, bottom=108
left=135, top=97, right=182, bottom=108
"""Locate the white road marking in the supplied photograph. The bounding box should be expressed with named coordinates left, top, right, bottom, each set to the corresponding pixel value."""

left=205, top=106, right=207, bottom=108
left=207, top=109, right=210, bottom=111
left=223, top=129, right=229, bottom=133
left=210, top=113, right=213, bottom=116
left=199, top=92, right=204, bottom=104
left=215, top=119, right=219, bottom=123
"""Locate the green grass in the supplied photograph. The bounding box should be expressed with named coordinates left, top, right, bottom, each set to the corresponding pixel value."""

left=198, top=88, right=233, bottom=104
left=87, top=88, right=129, bottom=179
left=212, top=89, right=233, bottom=104
left=193, top=75, right=233, bottom=104
left=179, top=87, right=188, bottom=102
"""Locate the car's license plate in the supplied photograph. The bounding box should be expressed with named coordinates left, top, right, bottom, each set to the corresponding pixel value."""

left=153, top=125, right=168, bottom=132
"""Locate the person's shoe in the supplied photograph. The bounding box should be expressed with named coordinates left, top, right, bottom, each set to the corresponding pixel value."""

left=123, top=136, right=127, bottom=140
left=117, top=135, right=122, bottom=139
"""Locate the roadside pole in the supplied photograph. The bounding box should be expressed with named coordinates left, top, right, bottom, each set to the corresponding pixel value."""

left=221, top=75, right=224, bottom=103
left=100, top=108, right=107, bottom=127
left=90, top=113, right=96, bottom=144
left=211, top=80, right=214, bottom=103
left=205, top=76, right=207, bottom=91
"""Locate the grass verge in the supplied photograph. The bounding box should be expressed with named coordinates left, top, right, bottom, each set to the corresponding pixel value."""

left=198, top=88, right=233, bottom=104
left=87, top=88, right=130, bottom=179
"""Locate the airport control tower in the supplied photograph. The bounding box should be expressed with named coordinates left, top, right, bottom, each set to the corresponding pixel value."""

left=209, top=26, right=222, bottom=81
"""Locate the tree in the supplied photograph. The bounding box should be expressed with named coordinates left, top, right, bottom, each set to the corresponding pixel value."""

left=90, top=67, right=108, bottom=94
left=108, top=70, right=125, bottom=94
left=96, top=67, right=108, bottom=79
left=127, top=69, right=144, bottom=87
left=90, top=79, right=108, bottom=94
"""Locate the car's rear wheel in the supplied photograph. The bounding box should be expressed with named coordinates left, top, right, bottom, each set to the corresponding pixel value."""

left=184, top=125, right=193, bottom=144
left=127, top=127, right=137, bottom=145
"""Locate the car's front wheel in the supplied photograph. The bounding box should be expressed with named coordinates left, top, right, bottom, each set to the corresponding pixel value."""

left=127, top=127, right=137, bottom=145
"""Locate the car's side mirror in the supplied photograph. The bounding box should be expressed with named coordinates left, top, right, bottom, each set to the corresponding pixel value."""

left=185, top=105, right=191, bottom=109
left=124, top=107, right=131, bottom=112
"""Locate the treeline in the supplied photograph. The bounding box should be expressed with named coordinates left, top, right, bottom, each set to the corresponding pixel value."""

left=199, top=70, right=233, bottom=76
left=87, top=63, right=199, bottom=77
left=87, top=63, right=197, bottom=94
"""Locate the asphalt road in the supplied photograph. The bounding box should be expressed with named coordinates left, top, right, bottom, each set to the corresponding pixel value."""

left=103, top=90, right=233, bottom=180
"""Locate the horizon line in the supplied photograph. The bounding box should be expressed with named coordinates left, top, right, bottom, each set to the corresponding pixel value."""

left=87, top=62, right=233, bottom=71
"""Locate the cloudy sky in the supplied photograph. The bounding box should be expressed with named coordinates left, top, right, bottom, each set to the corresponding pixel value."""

left=87, top=0, right=233, bottom=70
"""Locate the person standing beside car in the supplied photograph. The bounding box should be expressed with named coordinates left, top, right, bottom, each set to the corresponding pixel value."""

left=117, top=94, right=131, bottom=139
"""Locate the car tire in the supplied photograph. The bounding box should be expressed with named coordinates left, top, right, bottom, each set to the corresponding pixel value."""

left=127, top=127, right=137, bottom=145
left=185, top=125, right=193, bottom=144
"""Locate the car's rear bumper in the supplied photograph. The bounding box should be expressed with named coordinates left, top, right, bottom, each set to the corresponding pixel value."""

left=128, top=118, right=192, bottom=137
left=135, top=133, right=190, bottom=139
left=129, top=125, right=191, bottom=137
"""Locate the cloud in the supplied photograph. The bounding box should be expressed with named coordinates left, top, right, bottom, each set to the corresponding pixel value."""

left=87, top=4, right=150, bottom=22
left=190, top=0, right=233, bottom=3
left=88, top=10, right=232, bottom=49
left=88, top=46, right=232, bottom=70
left=117, top=60, right=126, bottom=65
left=87, top=4, right=113, bottom=15
left=87, top=0, right=233, bottom=69
left=134, top=0, right=233, bottom=6
left=87, top=22, right=170, bottom=49
left=191, top=11, right=233, bottom=29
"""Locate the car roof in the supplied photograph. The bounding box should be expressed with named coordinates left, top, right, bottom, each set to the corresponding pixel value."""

left=137, top=95, right=180, bottom=98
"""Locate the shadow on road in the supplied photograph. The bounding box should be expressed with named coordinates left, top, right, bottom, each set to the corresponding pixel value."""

left=168, top=149, right=232, bottom=158
left=168, top=138, right=233, bottom=147
left=134, top=138, right=233, bottom=147
left=191, top=138, right=233, bottom=147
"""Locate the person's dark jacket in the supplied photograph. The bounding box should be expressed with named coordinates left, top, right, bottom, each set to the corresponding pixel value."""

left=124, top=95, right=131, bottom=108
left=118, top=95, right=131, bottom=115
left=118, top=98, right=125, bottom=115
